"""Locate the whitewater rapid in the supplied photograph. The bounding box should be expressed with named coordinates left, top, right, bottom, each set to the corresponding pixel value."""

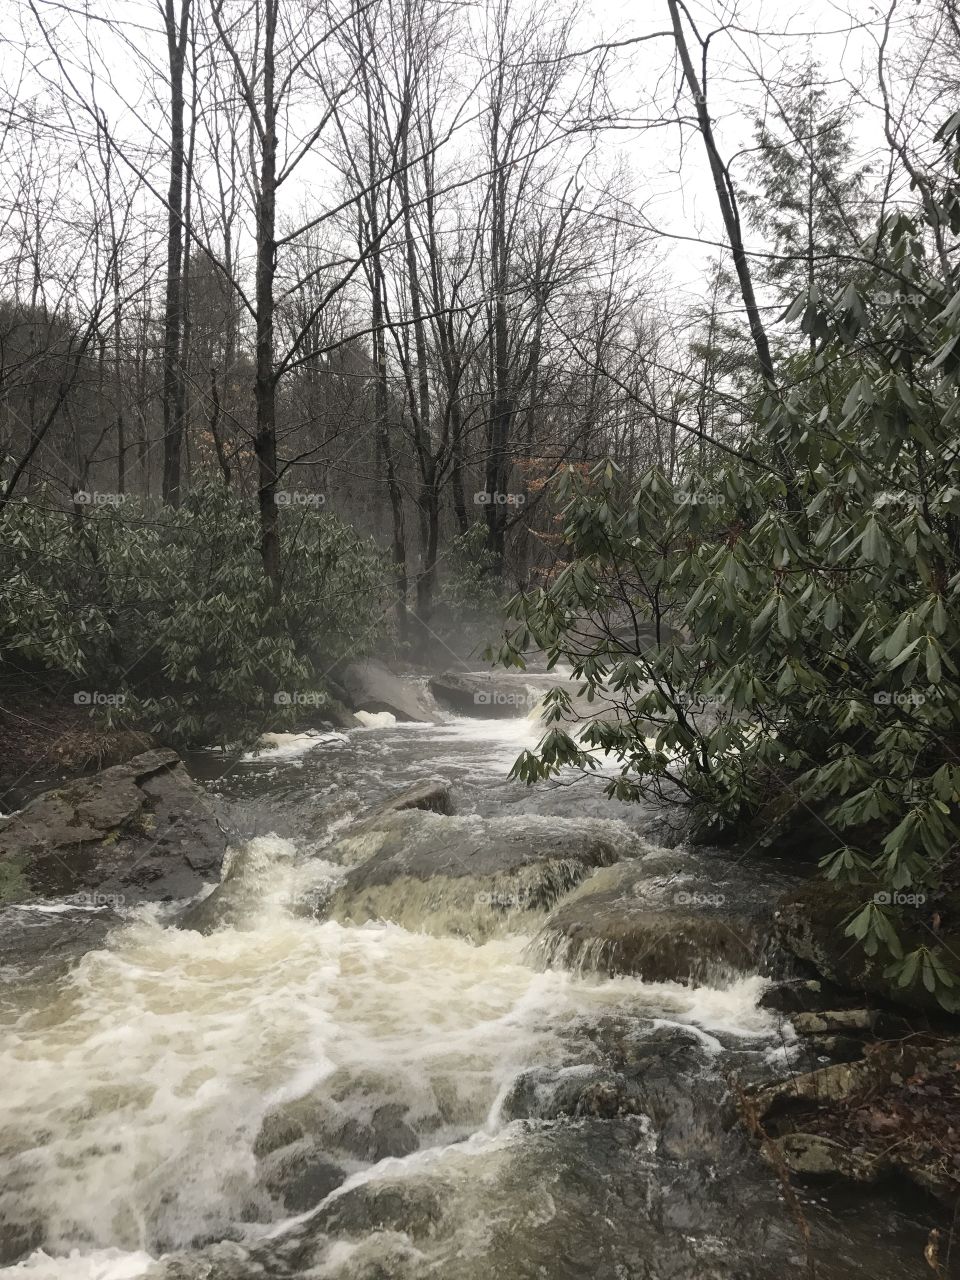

left=1, top=700, right=937, bottom=1280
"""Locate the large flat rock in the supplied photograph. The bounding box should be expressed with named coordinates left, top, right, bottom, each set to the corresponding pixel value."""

left=338, top=661, right=434, bottom=722
left=0, top=749, right=227, bottom=904
left=325, top=810, right=626, bottom=940
left=530, top=854, right=793, bottom=984
left=428, top=668, right=653, bottom=727
left=206, top=1113, right=927, bottom=1280
left=427, top=670, right=553, bottom=718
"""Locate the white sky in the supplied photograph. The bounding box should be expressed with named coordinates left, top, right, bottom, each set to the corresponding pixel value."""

left=1, top=0, right=934, bottom=320
left=577, top=0, right=922, bottom=298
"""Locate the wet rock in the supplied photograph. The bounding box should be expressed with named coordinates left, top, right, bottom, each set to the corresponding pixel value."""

left=0, top=902, right=121, bottom=978
left=500, top=1065, right=646, bottom=1121
left=312, top=1178, right=448, bottom=1242
left=338, top=1104, right=419, bottom=1163
left=775, top=882, right=960, bottom=1014
left=758, top=978, right=832, bottom=1014
left=428, top=670, right=533, bottom=718
left=799, top=1034, right=869, bottom=1063
left=0, top=1219, right=42, bottom=1266
left=316, top=698, right=361, bottom=730
left=605, top=1020, right=706, bottom=1068
left=356, top=778, right=454, bottom=829
left=500, top=1020, right=752, bottom=1169
left=791, top=1010, right=877, bottom=1036
left=0, top=750, right=227, bottom=904
left=247, top=1115, right=928, bottom=1280
left=536, top=905, right=761, bottom=984
left=259, top=1139, right=346, bottom=1212
left=255, top=1091, right=420, bottom=1167
left=769, top=1132, right=879, bottom=1182
left=338, top=661, right=433, bottom=723
left=326, top=810, right=623, bottom=940
left=2, top=753, right=157, bottom=851
left=748, top=1052, right=888, bottom=1117
left=255, top=1108, right=308, bottom=1158
left=177, top=835, right=295, bottom=934
left=530, top=857, right=785, bottom=984
left=150, top=1240, right=260, bottom=1280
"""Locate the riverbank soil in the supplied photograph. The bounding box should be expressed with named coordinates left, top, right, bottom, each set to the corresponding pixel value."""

left=0, top=687, right=154, bottom=808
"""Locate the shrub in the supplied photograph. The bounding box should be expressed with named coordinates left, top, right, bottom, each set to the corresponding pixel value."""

left=0, top=482, right=386, bottom=746
left=497, top=120, right=960, bottom=1009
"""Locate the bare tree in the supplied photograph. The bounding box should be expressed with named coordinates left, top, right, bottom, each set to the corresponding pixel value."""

left=159, top=0, right=192, bottom=505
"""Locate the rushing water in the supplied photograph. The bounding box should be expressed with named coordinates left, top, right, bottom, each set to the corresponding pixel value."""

left=0, top=691, right=947, bottom=1279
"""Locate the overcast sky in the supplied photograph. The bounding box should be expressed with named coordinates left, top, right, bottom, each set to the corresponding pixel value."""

left=2, top=0, right=931, bottom=320
left=574, top=0, right=919, bottom=300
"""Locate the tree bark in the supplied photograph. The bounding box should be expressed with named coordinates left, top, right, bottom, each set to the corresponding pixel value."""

left=254, top=0, right=281, bottom=595
left=160, top=0, right=190, bottom=506
left=667, top=0, right=799, bottom=505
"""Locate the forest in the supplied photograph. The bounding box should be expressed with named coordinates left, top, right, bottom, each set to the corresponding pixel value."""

left=2, top=2, right=960, bottom=1277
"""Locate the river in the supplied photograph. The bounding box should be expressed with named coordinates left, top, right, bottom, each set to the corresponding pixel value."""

left=0, top=690, right=945, bottom=1278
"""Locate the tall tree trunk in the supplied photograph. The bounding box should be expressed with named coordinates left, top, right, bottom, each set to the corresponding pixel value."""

left=666, top=0, right=776, bottom=388
left=397, top=88, right=437, bottom=632
left=667, top=0, right=799, bottom=508
left=352, top=2, right=408, bottom=638
left=373, top=279, right=408, bottom=640
left=255, top=0, right=281, bottom=595
left=484, top=151, right=513, bottom=572
left=161, top=0, right=190, bottom=506
left=485, top=296, right=513, bottom=570
left=416, top=479, right=440, bottom=624
left=208, top=366, right=231, bottom=486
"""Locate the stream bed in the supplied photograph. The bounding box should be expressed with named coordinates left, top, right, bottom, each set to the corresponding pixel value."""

left=0, top=696, right=947, bottom=1279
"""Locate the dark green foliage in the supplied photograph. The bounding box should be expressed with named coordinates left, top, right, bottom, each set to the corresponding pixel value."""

left=0, top=482, right=386, bottom=746
left=742, top=61, right=869, bottom=302
left=497, top=119, right=960, bottom=1010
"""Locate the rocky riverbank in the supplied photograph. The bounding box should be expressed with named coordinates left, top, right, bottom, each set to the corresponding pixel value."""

left=1, top=669, right=957, bottom=1276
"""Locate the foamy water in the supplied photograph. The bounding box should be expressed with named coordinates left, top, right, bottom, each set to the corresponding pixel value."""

left=242, top=731, right=350, bottom=763
left=1, top=710, right=788, bottom=1279
left=0, top=864, right=777, bottom=1256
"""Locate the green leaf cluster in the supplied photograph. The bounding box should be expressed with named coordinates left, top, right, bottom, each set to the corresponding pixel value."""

left=0, top=482, right=386, bottom=747
left=500, top=119, right=960, bottom=1009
